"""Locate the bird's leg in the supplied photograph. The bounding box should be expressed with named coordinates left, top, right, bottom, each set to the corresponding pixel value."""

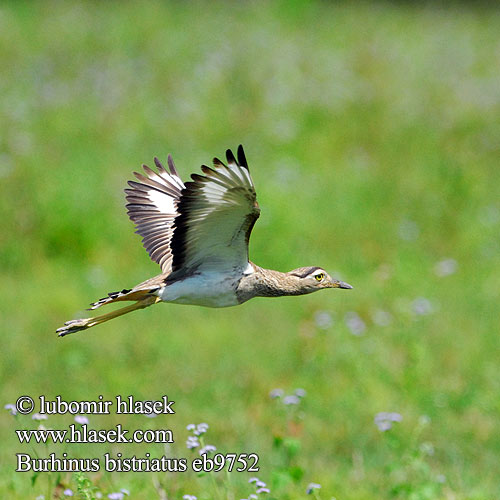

left=57, top=296, right=159, bottom=337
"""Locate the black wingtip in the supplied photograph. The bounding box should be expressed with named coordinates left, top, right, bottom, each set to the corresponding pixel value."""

left=237, top=144, right=248, bottom=169
left=226, top=148, right=237, bottom=165
left=213, top=157, right=226, bottom=168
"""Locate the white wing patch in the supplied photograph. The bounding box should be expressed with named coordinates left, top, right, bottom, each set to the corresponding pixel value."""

left=126, top=146, right=259, bottom=277
left=125, top=156, right=185, bottom=274
left=148, top=188, right=176, bottom=215
left=169, top=146, right=260, bottom=275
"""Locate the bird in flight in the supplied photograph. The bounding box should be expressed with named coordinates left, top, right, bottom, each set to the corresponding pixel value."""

left=57, top=146, right=352, bottom=337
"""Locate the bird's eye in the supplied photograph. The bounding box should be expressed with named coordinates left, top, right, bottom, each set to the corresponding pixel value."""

left=314, top=273, right=325, bottom=282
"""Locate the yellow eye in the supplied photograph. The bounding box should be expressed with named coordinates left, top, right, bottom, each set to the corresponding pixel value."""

left=315, top=273, right=325, bottom=282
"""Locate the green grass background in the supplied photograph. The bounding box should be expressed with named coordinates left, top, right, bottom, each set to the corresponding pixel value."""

left=1, top=1, right=500, bottom=498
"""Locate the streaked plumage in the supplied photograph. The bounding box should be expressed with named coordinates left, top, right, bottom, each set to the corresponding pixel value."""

left=57, top=146, right=352, bottom=337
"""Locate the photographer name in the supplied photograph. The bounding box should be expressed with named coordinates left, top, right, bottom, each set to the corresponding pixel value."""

left=35, top=395, right=175, bottom=415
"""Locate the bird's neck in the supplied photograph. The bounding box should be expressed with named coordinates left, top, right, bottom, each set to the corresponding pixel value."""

left=242, top=265, right=304, bottom=298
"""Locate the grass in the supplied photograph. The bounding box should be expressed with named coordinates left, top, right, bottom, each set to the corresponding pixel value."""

left=1, top=1, right=500, bottom=498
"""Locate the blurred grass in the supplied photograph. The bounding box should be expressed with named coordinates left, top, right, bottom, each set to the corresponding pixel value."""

left=1, top=0, right=500, bottom=498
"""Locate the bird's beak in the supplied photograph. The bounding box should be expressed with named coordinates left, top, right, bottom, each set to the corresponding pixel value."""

left=330, top=279, right=353, bottom=289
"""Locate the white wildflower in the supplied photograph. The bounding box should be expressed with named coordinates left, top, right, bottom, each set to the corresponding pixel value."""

left=306, top=483, right=321, bottom=494
left=314, top=311, right=333, bottom=330
left=434, top=258, right=457, bottom=277
left=283, top=395, right=300, bottom=405
left=269, top=388, right=284, bottom=399
left=412, top=297, right=433, bottom=316
left=32, top=413, right=48, bottom=421
left=345, top=311, right=366, bottom=336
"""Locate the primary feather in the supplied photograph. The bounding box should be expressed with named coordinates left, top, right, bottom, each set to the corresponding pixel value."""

left=57, top=145, right=352, bottom=337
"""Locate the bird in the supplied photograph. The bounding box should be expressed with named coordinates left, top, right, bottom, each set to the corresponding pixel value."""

left=57, top=145, right=352, bottom=337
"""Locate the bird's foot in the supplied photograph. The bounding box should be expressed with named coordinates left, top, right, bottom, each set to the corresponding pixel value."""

left=56, top=318, right=92, bottom=337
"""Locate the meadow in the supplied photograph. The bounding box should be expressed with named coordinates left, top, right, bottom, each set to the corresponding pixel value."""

left=1, top=1, right=500, bottom=498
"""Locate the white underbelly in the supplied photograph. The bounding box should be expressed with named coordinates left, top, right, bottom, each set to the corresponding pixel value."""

left=159, top=273, right=240, bottom=308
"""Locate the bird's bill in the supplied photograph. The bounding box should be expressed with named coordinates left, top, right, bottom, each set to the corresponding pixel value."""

left=330, top=279, right=353, bottom=289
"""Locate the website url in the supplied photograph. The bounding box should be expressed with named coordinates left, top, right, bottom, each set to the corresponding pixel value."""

left=16, top=424, right=173, bottom=444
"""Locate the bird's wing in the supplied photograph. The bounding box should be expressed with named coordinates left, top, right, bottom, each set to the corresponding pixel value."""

left=125, top=156, right=185, bottom=274
left=170, top=145, right=260, bottom=275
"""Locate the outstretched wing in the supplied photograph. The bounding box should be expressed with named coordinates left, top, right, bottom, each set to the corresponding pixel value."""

left=170, top=145, right=260, bottom=275
left=125, top=156, right=185, bottom=274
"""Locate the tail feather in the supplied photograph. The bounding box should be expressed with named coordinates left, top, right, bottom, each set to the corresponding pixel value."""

left=89, top=287, right=160, bottom=310
left=57, top=295, right=160, bottom=337
left=57, top=274, right=167, bottom=337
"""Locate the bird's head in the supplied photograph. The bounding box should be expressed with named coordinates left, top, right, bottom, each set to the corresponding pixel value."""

left=287, top=266, right=353, bottom=294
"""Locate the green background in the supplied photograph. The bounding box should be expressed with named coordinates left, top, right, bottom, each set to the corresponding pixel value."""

left=1, top=1, right=499, bottom=498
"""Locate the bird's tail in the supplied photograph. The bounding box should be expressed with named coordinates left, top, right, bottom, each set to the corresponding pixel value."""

left=56, top=287, right=160, bottom=337
left=89, top=287, right=158, bottom=310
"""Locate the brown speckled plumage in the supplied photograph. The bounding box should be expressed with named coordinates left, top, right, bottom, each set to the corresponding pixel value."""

left=236, top=264, right=321, bottom=302
left=57, top=146, right=352, bottom=337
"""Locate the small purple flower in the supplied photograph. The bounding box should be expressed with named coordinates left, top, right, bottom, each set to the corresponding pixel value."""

left=374, top=412, right=403, bottom=431
left=74, top=415, right=89, bottom=425
left=269, top=388, right=284, bottom=399
left=294, top=388, right=306, bottom=398
left=434, top=258, right=457, bottom=277
left=199, top=444, right=216, bottom=455
left=194, top=423, right=208, bottom=435
left=377, top=412, right=402, bottom=422
left=345, top=311, right=366, bottom=336
left=248, top=477, right=270, bottom=495
left=283, top=395, right=300, bottom=405
left=108, top=493, right=124, bottom=500
left=183, top=495, right=197, bottom=500
left=306, top=483, right=321, bottom=494
left=4, top=404, right=17, bottom=416
left=32, top=413, right=48, bottom=421
left=186, top=436, right=200, bottom=449
left=412, top=297, right=433, bottom=316
left=314, top=311, right=333, bottom=330
left=256, top=487, right=270, bottom=494
left=63, top=490, right=73, bottom=497
left=375, top=420, right=392, bottom=431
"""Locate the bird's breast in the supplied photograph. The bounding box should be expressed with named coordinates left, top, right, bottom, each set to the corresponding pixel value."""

left=159, top=272, right=241, bottom=308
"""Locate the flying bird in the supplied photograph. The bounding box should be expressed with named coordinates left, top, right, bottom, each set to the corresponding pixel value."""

left=57, top=146, right=352, bottom=337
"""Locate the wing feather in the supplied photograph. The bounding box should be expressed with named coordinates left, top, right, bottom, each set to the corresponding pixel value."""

left=125, top=156, right=185, bottom=274
left=170, top=145, right=260, bottom=274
